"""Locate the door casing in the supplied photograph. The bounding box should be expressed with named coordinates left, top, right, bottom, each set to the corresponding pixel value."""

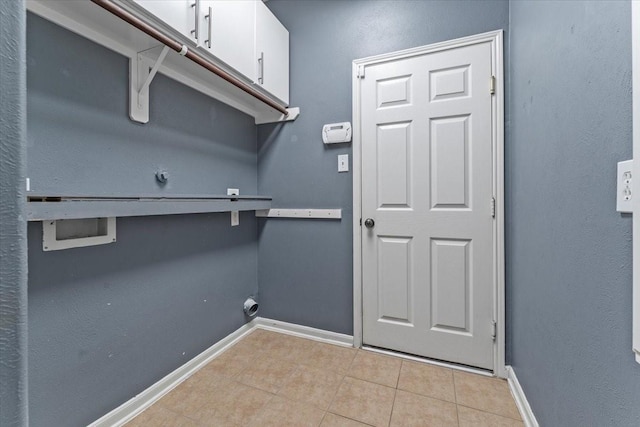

left=351, top=30, right=506, bottom=377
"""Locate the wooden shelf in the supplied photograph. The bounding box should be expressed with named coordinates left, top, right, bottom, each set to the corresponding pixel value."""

left=27, top=195, right=272, bottom=221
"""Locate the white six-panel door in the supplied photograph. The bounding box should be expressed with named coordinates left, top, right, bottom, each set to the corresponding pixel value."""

left=360, top=41, right=495, bottom=370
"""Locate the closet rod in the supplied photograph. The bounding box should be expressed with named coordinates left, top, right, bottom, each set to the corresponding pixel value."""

left=90, top=0, right=289, bottom=116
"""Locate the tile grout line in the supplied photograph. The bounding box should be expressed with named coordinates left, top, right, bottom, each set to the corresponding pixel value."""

left=456, top=403, right=524, bottom=422
left=350, top=372, right=456, bottom=407
left=387, top=386, right=398, bottom=427
left=452, top=368, right=461, bottom=427
left=325, top=370, right=347, bottom=416
left=317, top=411, right=328, bottom=427
left=451, top=369, right=523, bottom=422
left=241, top=389, right=278, bottom=427
left=386, top=359, right=406, bottom=426
left=394, top=359, right=403, bottom=389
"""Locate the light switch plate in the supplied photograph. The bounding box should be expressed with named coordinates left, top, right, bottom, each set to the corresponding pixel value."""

left=227, top=188, right=240, bottom=226
left=338, top=154, right=349, bottom=173
left=617, top=160, right=633, bottom=213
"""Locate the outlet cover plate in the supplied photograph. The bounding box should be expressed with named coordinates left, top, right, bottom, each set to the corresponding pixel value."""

left=617, top=159, right=633, bottom=213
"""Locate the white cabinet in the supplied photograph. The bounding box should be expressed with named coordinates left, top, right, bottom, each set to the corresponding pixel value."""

left=130, top=0, right=289, bottom=106
left=131, top=0, right=197, bottom=42
left=255, top=1, right=289, bottom=105
left=198, top=0, right=256, bottom=81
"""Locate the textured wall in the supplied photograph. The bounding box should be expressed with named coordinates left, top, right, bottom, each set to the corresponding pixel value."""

left=258, top=0, right=509, bottom=334
left=508, top=1, right=640, bottom=425
left=27, top=14, right=258, bottom=427
left=0, top=1, right=28, bottom=426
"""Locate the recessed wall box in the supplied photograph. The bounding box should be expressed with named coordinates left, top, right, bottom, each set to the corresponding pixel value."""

left=43, top=217, right=116, bottom=251
left=322, top=122, right=352, bottom=144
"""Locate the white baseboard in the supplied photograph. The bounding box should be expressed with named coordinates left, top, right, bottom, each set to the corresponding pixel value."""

left=506, top=365, right=539, bottom=427
left=88, top=320, right=257, bottom=427
left=88, top=317, right=353, bottom=426
left=253, top=317, right=354, bottom=347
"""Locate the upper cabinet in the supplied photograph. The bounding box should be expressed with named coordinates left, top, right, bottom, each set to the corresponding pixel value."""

left=198, top=0, right=257, bottom=84
left=132, top=0, right=289, bottom=106
left=131, top=0, right=198, bottom=43
left=255, top=1, right=289, bottom=105
left=27, top=0, right=296, bottom=123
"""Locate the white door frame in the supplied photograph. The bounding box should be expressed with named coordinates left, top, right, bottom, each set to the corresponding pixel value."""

left=632, top=1, right=639, bottom=365
left=352, top=30, right=506, bottom=377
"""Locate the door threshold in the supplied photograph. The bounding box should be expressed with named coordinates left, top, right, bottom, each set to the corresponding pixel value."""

left=362, top=345, right=494, bottom=377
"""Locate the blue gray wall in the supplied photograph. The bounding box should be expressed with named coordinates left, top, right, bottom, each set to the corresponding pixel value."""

left=27, top=14, right=258, bottom=427
left=21, top=2, right=640, bottom=426
left=508, top=1, right=640, bottom=425
left=258, top=0, right=509, bottom=335
left=0, top=0, right=28, bottom=426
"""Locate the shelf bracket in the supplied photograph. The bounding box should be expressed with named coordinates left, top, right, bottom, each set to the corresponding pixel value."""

left=255, top=107, right=300, bottom=125
left=129, top=45, right=171, bottom=123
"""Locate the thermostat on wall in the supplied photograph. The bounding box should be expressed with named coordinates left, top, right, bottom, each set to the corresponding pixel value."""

left=322, top=122, right=352, bottom=144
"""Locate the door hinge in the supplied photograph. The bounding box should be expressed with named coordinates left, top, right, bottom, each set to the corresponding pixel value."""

left=491, top=196, right=496, bottom=218
left=357, top=65, right=365, bottom=79
left=490, top=75, right=496, bottom=95
left=491, top=320, right=497, bottom=341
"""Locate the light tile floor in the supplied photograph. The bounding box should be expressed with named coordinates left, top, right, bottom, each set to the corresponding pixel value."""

left=127, top=329, right=523, bottom=427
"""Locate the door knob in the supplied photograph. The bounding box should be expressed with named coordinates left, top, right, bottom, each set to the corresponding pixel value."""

left=364, top=218, right=375, bottom=228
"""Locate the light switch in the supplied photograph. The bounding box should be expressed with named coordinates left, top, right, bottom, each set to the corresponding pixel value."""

left=617, top=160, right=633, bottom=213
left=338, top=154, right=349, bottom=173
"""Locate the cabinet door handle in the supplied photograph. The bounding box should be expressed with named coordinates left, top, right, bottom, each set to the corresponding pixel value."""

left=258, top=52, right=264, bottom=84
left=204, top=6, right=212, bottom=48
left=190, top=0, right=200, bottom=41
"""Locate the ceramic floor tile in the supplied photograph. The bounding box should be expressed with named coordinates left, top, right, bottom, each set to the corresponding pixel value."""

left=348, top=350, right=402, bottom=388
left=235, top=356, right=298, bottom=393
left=198, top=346, right=257, bottom=379
left=250, top=395, right=326, bottom=427
left=196, top=380, right=274, bottom=425
left=278, top=365, right=344, bottom=410
left=225, top=334, right=270, bottom=359
left=192, top=409, right=241, bottom=427
left=397, top=360, right=456, bottom=402
left=125, top=405, right=199, bottom=427
left=453, top=371, right=521, bottom=420
left=320, top=413, right=371, bottom=427
left=155, top=382, right=210, bottom=418
left=458, top=405, right=525, bottom=427
left=302, top=342, right=358, bottom=374
left=262, top=333, right=318, bottom=363
left=390, top=389, right=458, bottom=427
left=329, top=377, right=395, bottom=427
left=130, top=333, right=528, bottom=427
left=245, top=329, right=282, bottom=346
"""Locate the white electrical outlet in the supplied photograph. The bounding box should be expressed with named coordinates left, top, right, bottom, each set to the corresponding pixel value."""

left=617, top=160, right=633, bottom=213
left=227, top=188, right=240, bottom=226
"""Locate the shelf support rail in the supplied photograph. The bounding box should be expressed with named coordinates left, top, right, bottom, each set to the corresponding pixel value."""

left=255, top=209, right=342, bottom=220
left=91, top=0, right=290, bottom=122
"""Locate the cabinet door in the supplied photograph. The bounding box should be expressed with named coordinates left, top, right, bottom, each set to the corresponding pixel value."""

left=132, top=0, right=197, bottom=42
left=255, top=1, right=289, bottom=105
left=199, top=0, right=256, bottom=80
